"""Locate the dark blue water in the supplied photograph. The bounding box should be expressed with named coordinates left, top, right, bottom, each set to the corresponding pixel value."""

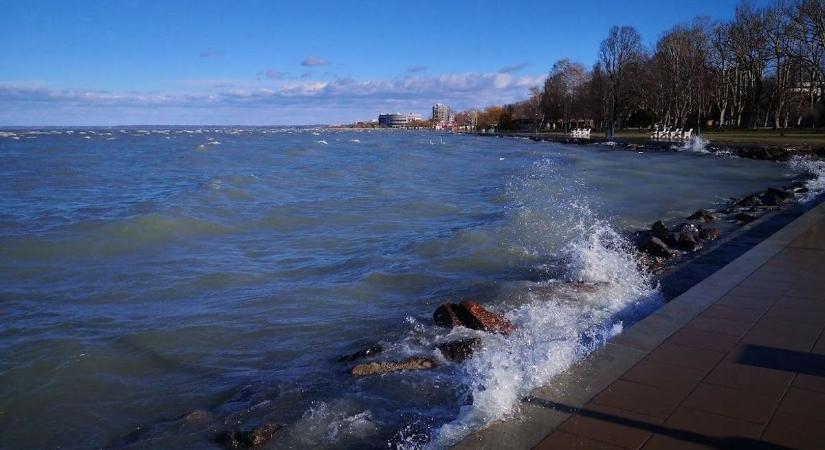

left=0, top=128, right=802, bottom=449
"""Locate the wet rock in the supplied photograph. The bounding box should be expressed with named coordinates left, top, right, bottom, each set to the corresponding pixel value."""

left=351, top=357, right=436, bottom=377
left=181, top=409, right=208, bottom=424
left=337, top=344, right=383, bottom=362
left=761, top=187, right=792, bottom=207
left=699, top=227, right=721, bottom=241
left=676, top=230, right=702, bottom=252
left=651, top=220, right=669, bottom=240
left=217, top=422, right=284, bottom=449
left=642, top=236, right=674, bottom=258
left=433, top=303, right=463, bottom=328
left=735, top=212, right=758, bottom=223
left=246, top=422, right=283, bottom=447
left=459, top=300, right=514, bottom=335
left=216, top=430, right=242, bottom=449
left=433, top=301, right=513, bottom=335
left=736, top=194, right=762, bottom=208
left=437, top=338, right=482, bottom=363
left=767, top=187, right=792, bottom=200
left=687, top=209, right=718, bottom=222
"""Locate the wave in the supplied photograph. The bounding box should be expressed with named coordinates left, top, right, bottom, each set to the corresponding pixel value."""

left=673, top=135, right=710, bottom=153
left=789, top=155, right=825, bottom=202
left=426, top=200, right=660, bottom=448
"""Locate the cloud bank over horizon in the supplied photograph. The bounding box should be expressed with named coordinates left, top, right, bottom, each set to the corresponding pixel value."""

left=0, top=71, right=543, bottom=126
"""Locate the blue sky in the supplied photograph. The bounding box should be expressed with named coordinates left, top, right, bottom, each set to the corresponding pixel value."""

left=0, top=0, right=770, bottom=125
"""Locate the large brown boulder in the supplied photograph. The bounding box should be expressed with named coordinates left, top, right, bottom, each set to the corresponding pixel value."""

left=433, top=303, right=464, bottom=328
left=437, top=338, right=482, bottom=363
left=351, top=357, right=436, bottom=377
left=459, top=301, right=514, bottom=335
left=432, top=301, right=513, bottom=335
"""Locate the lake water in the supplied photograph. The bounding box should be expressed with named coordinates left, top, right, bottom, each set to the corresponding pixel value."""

left=0, top=128, right=806, bottom=449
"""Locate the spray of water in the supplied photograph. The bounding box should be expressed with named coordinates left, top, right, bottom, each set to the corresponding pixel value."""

left=424, top=161, right=662, bottom=449
left=674, top=135, right=710, bottom=153
left=789, top=155, right=825, bottom=202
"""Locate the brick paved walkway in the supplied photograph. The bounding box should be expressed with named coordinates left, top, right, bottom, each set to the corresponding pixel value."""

left=536, top=211, right=825, bottom=449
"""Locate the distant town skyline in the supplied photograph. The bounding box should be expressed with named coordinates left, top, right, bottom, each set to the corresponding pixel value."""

left=0, top=0, right=773, bottom=125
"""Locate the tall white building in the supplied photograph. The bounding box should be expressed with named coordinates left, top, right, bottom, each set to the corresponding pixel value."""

left=432, top=103, right=453, bottom=125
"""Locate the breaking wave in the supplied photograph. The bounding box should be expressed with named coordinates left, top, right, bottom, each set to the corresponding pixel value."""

left=674, top=135, right=711, bottom=153
left=421, top=161, right=662, bottom=448
left=789, top=155, right=825, bottom=202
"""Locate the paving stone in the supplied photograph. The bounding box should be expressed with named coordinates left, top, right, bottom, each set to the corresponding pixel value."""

left=645, top=342, right=725, bottom=372
left=763, top=411, right=825, bottom=450
left=557, top=403, right=661, bottom=450
left=703, top=362, right=792, bottom=396
left=777, top=387, right=825, bottom=419
left=681, top=383, right=781, bottom=424
left=533, top=431, right=627, bottom=450
left=591, top=379, right=685, bottom=419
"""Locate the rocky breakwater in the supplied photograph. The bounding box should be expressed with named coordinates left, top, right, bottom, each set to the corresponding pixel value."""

left=636, top=181, right=805, bottom=273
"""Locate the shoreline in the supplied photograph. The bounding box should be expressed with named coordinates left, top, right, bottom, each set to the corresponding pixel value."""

left=470, top=131, right=825, bottom=161
left=453, top=193, right=825, bottom=450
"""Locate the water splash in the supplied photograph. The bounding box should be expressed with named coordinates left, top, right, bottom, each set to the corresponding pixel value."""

left=674, top=135, right=710, bottom=153
left=425, top=162, right=661, bottom=449
left=789, top=155, right=825, bottom=202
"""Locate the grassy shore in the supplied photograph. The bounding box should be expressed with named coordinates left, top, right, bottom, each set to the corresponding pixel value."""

left=521, top=128, right=825, bottom=146
left=479, top=128, right=825, bottom=160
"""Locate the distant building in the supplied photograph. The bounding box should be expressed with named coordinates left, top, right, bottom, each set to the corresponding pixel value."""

left=432, top=103, right=453, bottom=124
left=378, top=112, right=423, bottom=128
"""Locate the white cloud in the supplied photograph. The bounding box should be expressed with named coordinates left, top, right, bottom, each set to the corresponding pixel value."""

left=300, top=56, right=330, bottom=67
left=0, top=71, right=545, bottom=124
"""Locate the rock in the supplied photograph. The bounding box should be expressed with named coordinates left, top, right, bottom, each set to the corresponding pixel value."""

left=761, top=187, right=792, bottom=207
left=687, top=209, right=718, bottom=222
left=735, top=212, right=758, bottom=223
left=433, top=301, right=513, bottom=335
left=217, top=423, right=284, bottom=449
left=642, top=236, right=674, bottom=258
left=736, top=194, right=762, bottom=208
left=650, top=220, right=669, bottom=240
left=676, top=230, right=702, bottom=252
left=351, top=357, right=436, bottom=377
left=337, top=344, right=383, bottom=362
left=246, top=423, right=283, bottom=447
left=216, top=430, right=242, bottom=449
left=767, top=187, right=792, bottom=200
left=181, top=409, right=208, bottom=424
left=437, top=338, right=482, bottom=363
left=459, top=300, right=514, bottom=335
left=433, top=303, right=463, bottom=328
left=699, top=227, right=721, bottom=240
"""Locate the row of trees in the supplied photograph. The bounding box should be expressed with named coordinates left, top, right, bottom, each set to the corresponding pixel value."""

left=456, top=0, right=825, bottom=136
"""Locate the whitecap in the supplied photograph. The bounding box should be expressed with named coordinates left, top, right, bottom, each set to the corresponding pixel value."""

left=789, top=155, right=825, bottom=202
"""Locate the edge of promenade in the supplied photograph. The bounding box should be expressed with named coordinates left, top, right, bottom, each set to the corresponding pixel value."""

left=455, top=198, right=825, bottom=449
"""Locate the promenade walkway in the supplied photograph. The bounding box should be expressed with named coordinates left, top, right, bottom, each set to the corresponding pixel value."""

left=456, top=201, right=825, bottom=450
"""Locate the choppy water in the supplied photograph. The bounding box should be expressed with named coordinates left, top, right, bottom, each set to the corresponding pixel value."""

left=0, top=128, right=807, bottom=449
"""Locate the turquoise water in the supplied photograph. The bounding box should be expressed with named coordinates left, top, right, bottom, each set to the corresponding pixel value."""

left=0, top=128, right=799, bottom=449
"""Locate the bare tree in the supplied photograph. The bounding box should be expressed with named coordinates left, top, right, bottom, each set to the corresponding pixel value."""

left=599, top=26, right=646, bottom=137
